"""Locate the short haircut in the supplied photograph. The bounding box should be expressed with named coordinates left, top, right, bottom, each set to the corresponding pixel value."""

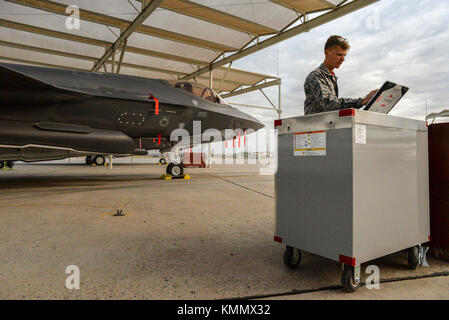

left=325, top=35, right=350, bottom=51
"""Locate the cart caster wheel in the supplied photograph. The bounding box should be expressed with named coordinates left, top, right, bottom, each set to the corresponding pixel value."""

left=342, top=266, right=360, bottom=292
left=407, top=246, right=419, bottom=269
left=283, top=246, right=301, bottom=269
left=159, top=158, right=167, bottom=165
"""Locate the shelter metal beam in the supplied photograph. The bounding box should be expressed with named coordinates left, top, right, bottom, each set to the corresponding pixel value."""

left=0, top=18, right=109, bottom=47
left=426, top=110, right=449, bottom=122
left=136, top=0, right=278, bottom=35
left=270, top=0, right=334, bottom=13
left=0, top=18, right=208, bottom=66
left=116, top=40, right=127, bottom=74
left=0, top=55, right=85, bottom=71
left=260, top=88, right=282, bottom=118
left=226, top=102, right=274, bottom=111
left=92, top=0, right=163, bottom=72
left=0, top=39, right=97, bottom=61
left=5, top=0, right=236, bottom=52
left=317, top=0, right=338, bottom=9
left=217, top=62, right=232, bottom=92
left=260, top=88, right=277, bottom=110
left=221, top=79, right=281, bottom=98
left=181, top=0, right=379, bottom=81
left=223, top=83, right=283, bottom=117
left=0, top=40, right=247, bottom=87
left=269, top=0, right=306, bottom=14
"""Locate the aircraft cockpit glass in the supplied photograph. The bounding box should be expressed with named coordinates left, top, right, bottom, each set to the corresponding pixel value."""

left=173, top=81, right=193, bottom=94
left=169, top=81, right=220, bottom=104
left=200, top=87, right=216, bottom=103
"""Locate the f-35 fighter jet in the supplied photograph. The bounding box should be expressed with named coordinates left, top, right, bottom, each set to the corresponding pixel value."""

left=0, top=63, right=264, bottom=174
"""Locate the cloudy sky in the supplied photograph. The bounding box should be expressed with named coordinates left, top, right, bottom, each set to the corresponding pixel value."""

left=227, top=0, right=449, bottom=127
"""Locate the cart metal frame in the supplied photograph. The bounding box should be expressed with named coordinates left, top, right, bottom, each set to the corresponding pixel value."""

left=274, top=109, right=430, bottom=291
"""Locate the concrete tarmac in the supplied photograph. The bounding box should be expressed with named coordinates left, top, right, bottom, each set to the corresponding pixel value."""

left=0, top=158, right=447, bottom=300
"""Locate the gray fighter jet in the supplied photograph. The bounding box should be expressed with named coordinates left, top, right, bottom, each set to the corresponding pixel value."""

left=0, top=63, right=264, bottom=175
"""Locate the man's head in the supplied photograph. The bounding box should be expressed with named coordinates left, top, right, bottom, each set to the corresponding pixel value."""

left=324, top=35, right=350, bottom=70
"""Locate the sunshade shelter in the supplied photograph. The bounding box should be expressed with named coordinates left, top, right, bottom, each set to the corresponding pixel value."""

left=0, top=0, right=378, bottom=117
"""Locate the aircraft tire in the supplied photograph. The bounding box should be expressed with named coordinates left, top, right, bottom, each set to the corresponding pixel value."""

left=167, top=163, right=183, bottom=177
left=94, top=155, right=105, bottom=166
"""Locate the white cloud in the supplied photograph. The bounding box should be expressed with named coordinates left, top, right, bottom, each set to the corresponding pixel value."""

left=229, top=0, right=449, bottom=123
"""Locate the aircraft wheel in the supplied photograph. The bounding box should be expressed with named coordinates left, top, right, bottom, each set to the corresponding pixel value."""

left=159, top=158, right=167, bottom=165
left=167, top=163, right=184, bottom=177
left=94, top=155, right=105, bottom=166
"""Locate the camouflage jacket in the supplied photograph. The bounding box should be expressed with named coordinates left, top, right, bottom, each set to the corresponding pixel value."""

left=304, top=63, right=363, bottom=115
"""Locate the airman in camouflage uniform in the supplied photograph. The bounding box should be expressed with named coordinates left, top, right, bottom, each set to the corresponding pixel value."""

left=304, top=63, right=363, bottom=115
left=304, top=36, right=377, bottom=115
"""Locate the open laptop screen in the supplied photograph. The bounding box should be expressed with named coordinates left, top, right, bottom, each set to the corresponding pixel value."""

left=363, top=81, right=409, bottom=114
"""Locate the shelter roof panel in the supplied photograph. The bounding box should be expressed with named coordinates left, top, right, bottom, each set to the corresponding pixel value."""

left=55, top=0, right=140, bottom=21
left=122, top=51, right=198, bottom=74
left=207, top=69, right=266, bottom=86
left=5, top=0, right=237, bottom=52
left=141, top=9, right=253, bottom=49
left=188, top=0, right=299, bottom=31
left=0, top=45, right=93, bottom=70
left=104, top=66, right=177, bottom=81
left=126, top=32, right=219, bottom=62
left=0, top=1, right=121, bottom=42
left=156, top=0, right=278, bottom=35
left=195, top=78, right=239, bottom=93
left=271, top=0, right=344, bottom=13
left=0, top=26, right=104, bottom=57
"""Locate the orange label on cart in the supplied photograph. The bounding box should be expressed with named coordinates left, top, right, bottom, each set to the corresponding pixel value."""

left=294, top=131, right=326, bottom=156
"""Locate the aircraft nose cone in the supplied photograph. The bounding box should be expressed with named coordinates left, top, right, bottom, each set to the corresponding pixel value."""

left=248, top=115, right=265, bottom=130
left=232, top=108, right=265, bottom=130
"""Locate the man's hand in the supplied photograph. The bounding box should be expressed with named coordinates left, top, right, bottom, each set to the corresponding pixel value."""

left=361, top=89, right=378, bottom=105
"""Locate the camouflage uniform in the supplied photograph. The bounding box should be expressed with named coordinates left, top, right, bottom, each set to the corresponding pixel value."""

left=304, top=63, right=363, bottom=115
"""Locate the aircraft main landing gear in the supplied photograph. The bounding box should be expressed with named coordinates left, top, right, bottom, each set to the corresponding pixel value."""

left=86, top=155, right=106, bottom=166
left=0, top=160, right=14, bottom=169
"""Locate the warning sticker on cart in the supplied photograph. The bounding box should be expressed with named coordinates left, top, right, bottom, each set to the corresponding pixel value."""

left=294, top=131, right=326, bottom=156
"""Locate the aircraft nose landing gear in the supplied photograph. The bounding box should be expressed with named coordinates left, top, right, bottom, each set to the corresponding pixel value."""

left=161, top=162, right=189, bottom=180
left=0, top=160, right=15, bottom=170
left=166, top=163, right=184, bottom=177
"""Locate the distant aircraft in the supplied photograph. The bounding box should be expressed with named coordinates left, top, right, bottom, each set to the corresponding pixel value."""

left=0, top=63, right=264, bottom=176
